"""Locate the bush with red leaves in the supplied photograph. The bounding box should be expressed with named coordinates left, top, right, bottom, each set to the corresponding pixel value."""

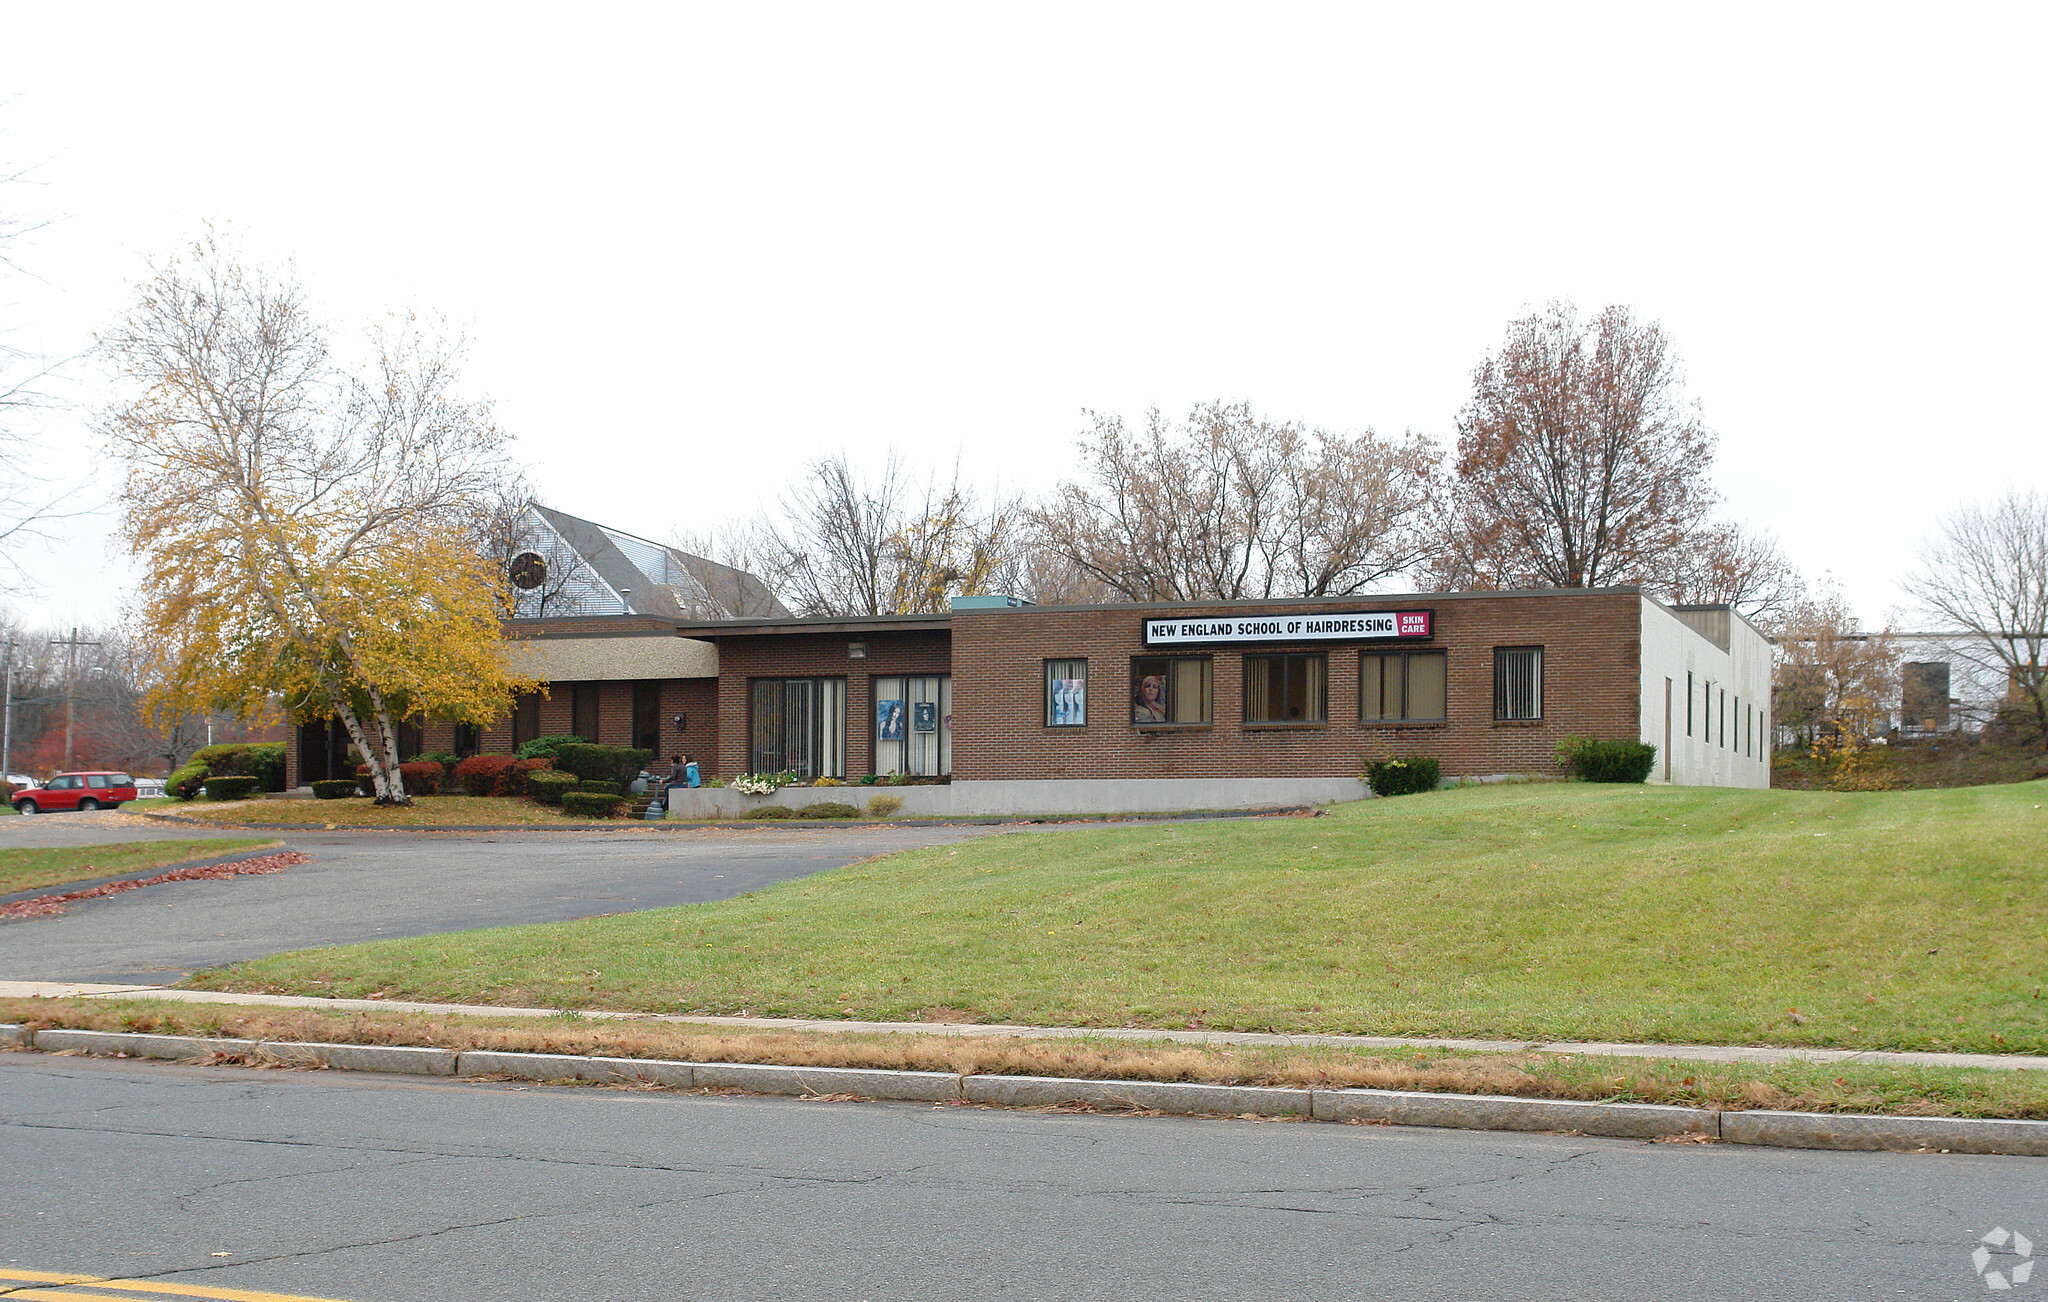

left=454, top=754, right=517, bottom=796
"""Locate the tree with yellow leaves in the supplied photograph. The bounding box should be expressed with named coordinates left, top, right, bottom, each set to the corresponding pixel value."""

left=100, top=233, right=533, bottom=803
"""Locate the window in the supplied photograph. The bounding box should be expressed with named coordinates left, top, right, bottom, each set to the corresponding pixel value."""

left=874, top=675, right=950, bottom=776
left=633, top=681, right=661, bottom=755
left=1686, top=672, right=1694, bottom=736
left=453, top=722, right=479, bottom=758
left=1246, top=653, right=1326, bottom=724
left=1045, top=660, right=1088, bottom=727
left=1132, top=656, right=1211, bottom=726
left=572, top=682, right=601, bottom=743
left=750, top=678, right=846, bottom=779
left=511, top=694, right=540, bottom=749
left=1361, top=651, right=1447, bottom=723
left=86, top=774, right=111, bottom=788
left=1494, top=647, right=1543, bottom=721
left=1720, top=689, right=1726, bottom=748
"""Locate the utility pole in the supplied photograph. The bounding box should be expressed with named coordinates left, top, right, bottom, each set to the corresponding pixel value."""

left=2, top=635, right=14, bottom=780
left=51, top=627, right=99, bottom=771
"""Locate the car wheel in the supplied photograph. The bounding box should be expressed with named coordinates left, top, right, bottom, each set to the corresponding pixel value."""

left=14, top=800, right=36, bottom=815
left=78, top=798, right=100, bottom=811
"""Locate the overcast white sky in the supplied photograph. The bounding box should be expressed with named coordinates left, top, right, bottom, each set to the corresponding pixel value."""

left=4, top=2, right=2042, bottom=636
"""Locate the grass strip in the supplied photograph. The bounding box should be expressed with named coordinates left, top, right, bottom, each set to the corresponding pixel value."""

left=156, top=795, right=640, bottom=827
left=6, top=997, right=2045, bottom=1121
left=0, top=838, right=279, bottom=897
left=185, top=781, right=2048, bottom=1055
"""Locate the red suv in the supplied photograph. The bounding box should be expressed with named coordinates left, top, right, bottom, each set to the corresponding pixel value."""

left=11, top=771, right=139, bottom=814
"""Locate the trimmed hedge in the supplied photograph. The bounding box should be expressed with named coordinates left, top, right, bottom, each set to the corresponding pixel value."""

left=1555, top=736, right=1658, bottom=783
left=202, top=775, right=262, bottom=801
left=552, top=744, right=653, bottom=788
left=1365, top=756, right=1441, bottom=797
left=561, top=791, right=623, bottom=818
left=311, top=780, right=358, bottom=800
left=513, top=733, right=587, bottom=761
left=862, top=795, right=904, bottom=818
left=454, top=754, right=517, bottom=797
left=168, top=761, right=210, bottom=802
left=796, top=801, right=860, bottom=819
left=397, top=761, right=443, bottom=796
left=525, top=771, right=580, bottom=806
left=507, top=757, right=554, bottom=797
left=743, top=805, right=796, bottom=819
left=579, top=780, right=621, bottom=798
left=417, top=751, right=459, bottom=780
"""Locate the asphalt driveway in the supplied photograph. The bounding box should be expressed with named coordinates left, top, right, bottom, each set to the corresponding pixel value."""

left=0, top=813, right=1066, bottom=986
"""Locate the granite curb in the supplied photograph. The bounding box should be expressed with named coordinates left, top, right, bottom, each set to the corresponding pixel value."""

left=7, top=1025, right=2045, bottom=1156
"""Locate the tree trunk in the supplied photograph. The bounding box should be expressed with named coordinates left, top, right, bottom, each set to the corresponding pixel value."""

left=323, top=685, right=411, bottom=806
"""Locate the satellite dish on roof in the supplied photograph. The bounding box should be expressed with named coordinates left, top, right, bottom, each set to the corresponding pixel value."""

left=510, top=552, right=547, bottom=591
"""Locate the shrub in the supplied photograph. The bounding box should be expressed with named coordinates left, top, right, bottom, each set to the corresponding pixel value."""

left=561, top=791, right=623, bottom=818
left=248, top=743, right=287, bottom=791
left=168, top=761, right=210, bottom=802
left=194, top=743, right=255, bottom=775
left=809, top=776, right=844, bottom=787
left=514, top=733, right=587, bottom=761
left=744, top=805, right=796, bottom=819
left=398, top=761, right=443, bottom=796
left=552, top=743, right=654, bottom=787
left=507, top=756, right=555, bottom=797
left=455, top=754, right=518, bottom=797
left=418, top=751, right=459, bottom=780
left=525, top=771, right=580, bottom=805
left=0, top=779, right=15, bottom=804
left=202, top=775, right=261, bottom=801
left=579, top=780, right=622, bottom=798
left=1365, top=756, right=1441, bottom=797
left=796, top=801, right=860, bottom=819
left=863, top=794, right=904, bottom=818
left=311, top=779, right=358, bottom=800
left=353, top=765, right=375, bottom=797
left=1554, top=737, right=1658, bottom=784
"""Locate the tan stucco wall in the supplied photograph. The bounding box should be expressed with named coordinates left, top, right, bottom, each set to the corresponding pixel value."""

left=502, top=636, right=718, bottom=682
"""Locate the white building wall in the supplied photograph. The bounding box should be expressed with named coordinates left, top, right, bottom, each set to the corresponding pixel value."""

left=1637, top=598, right=1773, bottom=788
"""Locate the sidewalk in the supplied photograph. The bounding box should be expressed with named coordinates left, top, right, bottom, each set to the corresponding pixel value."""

left=6, top=980, right=2044, bottom=1074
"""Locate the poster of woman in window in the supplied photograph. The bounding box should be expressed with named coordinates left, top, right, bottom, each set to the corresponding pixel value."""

left=878, top=699, right=905, bottom=741
left=1133, top=674, right=1167, bottom=724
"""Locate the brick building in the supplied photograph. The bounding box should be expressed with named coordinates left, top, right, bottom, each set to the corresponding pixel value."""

left=289, top=583, right=1772, bottom=812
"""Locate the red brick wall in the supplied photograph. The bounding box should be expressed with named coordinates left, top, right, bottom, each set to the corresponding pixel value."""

left=950, top=593, right=1642, bottom=780
left=709, top=631, right=951, bottom=778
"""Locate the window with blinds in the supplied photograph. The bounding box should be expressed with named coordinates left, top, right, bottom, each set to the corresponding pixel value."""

left=1493, top=646, right=1543, bottom=721
left=1044, top=659, right=1088, bottom=727
left=1360, top=651, right=1447, bottom=723
left=1245, top=653, right=1326, bottom=723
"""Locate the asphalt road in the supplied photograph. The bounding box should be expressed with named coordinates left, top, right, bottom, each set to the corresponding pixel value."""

left=0, top=812, right=1053, bottom=984
left=3, top=1053, right=2035, bottom=1302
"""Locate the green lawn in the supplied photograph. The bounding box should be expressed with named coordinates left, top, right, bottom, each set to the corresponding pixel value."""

left=185, top=781, right=2048, bottom=1054
left=1, top=838, right=279, bottom=896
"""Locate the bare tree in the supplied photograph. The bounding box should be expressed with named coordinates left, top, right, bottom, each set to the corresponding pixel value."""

left=757, top=454, right=1023, bottom=617
left=1027, top=401, right=1436, bottom=602
left=1426, top=302, right=1718, bottom=593
left=1904, top=490, right=2048, bottom=743
left=0, top=155, right=88, bottom=584
left=1665, top=521, right=1804, bottom=631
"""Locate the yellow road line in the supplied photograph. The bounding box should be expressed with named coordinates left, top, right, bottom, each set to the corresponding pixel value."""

left=0, top=1271, right=359, bottom=1302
